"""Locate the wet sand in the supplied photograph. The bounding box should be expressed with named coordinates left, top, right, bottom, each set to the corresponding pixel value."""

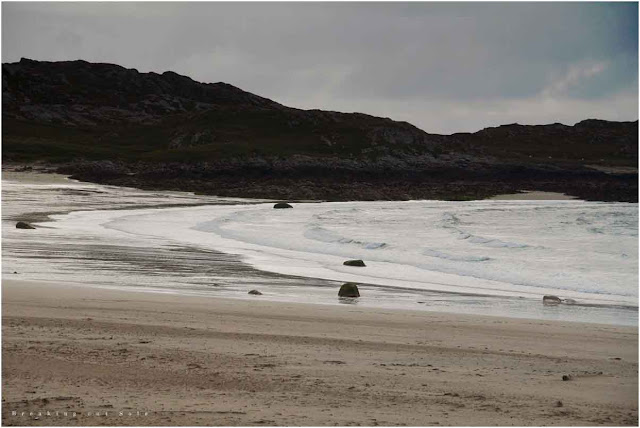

left=2, top=279, right=637, bottom=426
left=2, top=169, right=72, bottom=185
left=489, top=191, right=578, bottom=201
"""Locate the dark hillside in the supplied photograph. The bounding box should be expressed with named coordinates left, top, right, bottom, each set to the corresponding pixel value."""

left=3, top=58, right=637, bottom=201
left=450, top=120, right=637, bottom=167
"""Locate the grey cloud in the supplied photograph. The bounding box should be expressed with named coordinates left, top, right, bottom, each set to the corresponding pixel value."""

left=2, top=2, right=637, bottom=133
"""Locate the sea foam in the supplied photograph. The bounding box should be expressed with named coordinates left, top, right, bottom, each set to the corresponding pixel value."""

left=79, top=199, right=639, bottom=307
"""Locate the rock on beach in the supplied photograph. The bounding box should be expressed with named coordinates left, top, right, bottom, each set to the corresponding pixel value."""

left=16, top=221, right=36, bottom=229
left=543, top=295, right=562, bottom=305
left=273, top=203, right=293, bottom=209
left=343, top=259, right=366, bottom=267
left=338, top=283, right=360, bottom=298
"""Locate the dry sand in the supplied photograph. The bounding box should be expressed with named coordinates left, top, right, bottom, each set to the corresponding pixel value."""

left=1, top=279, right=637, bottom=426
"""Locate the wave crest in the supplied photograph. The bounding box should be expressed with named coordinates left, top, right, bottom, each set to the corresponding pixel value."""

left=304, top=225, right=388, bottom=250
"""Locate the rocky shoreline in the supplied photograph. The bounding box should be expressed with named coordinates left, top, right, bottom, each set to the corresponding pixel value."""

left=6, top=160, right=632, bottom=203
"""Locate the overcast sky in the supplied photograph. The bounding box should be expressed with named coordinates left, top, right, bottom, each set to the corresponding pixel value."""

left=2, top=2, right=638, bottom=134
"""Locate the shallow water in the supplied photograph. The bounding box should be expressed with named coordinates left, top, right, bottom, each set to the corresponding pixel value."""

left=2, top=174, right=638, bottom=325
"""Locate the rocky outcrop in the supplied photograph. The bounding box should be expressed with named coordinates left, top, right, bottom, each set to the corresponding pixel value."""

left=248, top=290, right=263, bottom=295
left=2, top=58, right=281, bottom=126
left=338, top=283, right=360, bottom=298
left=343, top=260, right=366, bottom=267
left=542, top=296, right=562, bottom=305
left=543, top=295, right=562, bottom=305
left=273, top=203, right=293, bottom=209
left=15, top=221, right=35, bottom=229
left=543, top=295, right=580, bottom=306
left=452, top=120, right=638, bottom=164
left=55, top=158, right=638, bottom=202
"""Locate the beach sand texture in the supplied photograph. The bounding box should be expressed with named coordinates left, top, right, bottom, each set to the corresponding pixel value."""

left=2, top=279, right=637, bottom=426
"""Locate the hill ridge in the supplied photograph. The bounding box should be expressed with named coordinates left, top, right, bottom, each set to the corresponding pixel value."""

left=2, top=58, right=637, bottom=202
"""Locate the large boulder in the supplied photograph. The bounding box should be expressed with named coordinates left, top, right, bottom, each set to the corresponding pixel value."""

left=273, top=203, right=293, bottom=209
left=16, top=221, right=35, bottom=229
left=339, top=283, right=360, bottom=298
left=543, top=295, right=561, bottom=305
left=343, top=259, right=366, bottom=267
left=248, top=289, right=263, bottom=295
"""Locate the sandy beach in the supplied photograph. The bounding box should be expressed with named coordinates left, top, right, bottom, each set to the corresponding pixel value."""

left=2, top=279, right=637, bottom=426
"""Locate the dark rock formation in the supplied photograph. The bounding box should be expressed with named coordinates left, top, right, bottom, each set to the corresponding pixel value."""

left=543, top=295, right=562, bottom=305
left=343, top=259, right=366, bottom=267
left=543, top=295, right=579, bottom=305
left=2, top=58, right=280, bottom=126
left=248, top=290, right=262, bottom=295
left=273, top=202, right=293, bottom=209
left=338, top=283, right=360, bottom=298
left=16, top=221, right=35, bottom=229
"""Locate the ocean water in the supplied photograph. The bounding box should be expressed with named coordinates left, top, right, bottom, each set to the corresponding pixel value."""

left=3, top=175, right=638, bottom=325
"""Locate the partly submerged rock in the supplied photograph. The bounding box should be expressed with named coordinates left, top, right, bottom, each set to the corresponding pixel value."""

left=562, top=374, right=573, bottom=381
left=248, top=289, right=263, bottom=295
left=338, top=283, right=360, bottom=298
left=343, top=259, right=366, bottom=267
left=273, top=203, right=293, bottom=209
left=543, top=295, right=578, bottom=306
left=16, top=221, right=35, bottom=229
left=543, top=295, right=561, bottom=305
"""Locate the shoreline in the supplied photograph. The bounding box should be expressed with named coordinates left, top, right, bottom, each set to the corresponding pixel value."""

left=3, top=168, right=637, bottom=327
left=3, top=167, right=583, bottom=203
left=2, top=279, right=638, bottom=426
left=5, top=277, right=637, bottom=327
left=4, top=163, right=638, bottom=203
left=0, top=167, right=592, bottom=202
left=0, top=278, right=612, bottom=326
